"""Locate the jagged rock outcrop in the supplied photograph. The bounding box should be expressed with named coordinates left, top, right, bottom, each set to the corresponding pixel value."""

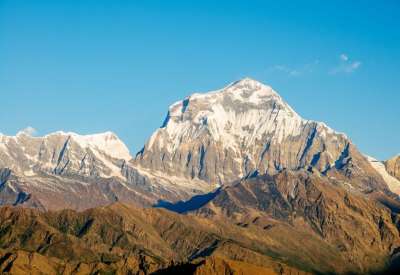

left=135, top=78, right=392, bottom=194
left=386, top=155, right=400, bottom=181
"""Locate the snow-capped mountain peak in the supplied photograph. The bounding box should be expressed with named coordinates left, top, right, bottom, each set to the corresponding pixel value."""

left=223, top=77, right=279, bottom=100
left=45, top=131, right=132, bottom=161
left=168, top=77, right=295, bottom=117
left=150, top=78, right=312, bottom=153
left=0, top=131, right=132, bottom=178
left=136, top=78, right=388, bottom=192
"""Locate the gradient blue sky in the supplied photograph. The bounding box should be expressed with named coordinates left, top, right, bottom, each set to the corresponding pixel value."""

left=1, top=0, right=399, bottom=160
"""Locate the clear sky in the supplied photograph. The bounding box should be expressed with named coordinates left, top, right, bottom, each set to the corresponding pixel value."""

left=1, top=0, right=399, bottom=160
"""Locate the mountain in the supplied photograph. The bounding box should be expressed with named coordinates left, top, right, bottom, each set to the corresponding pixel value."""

left=0, top=78, right=398, bottom=211
left=0, top=200, right=399, bottom=274
left=0, top=131, right=130, bottom=178
left=135, top=78, right=395, bottom=195
left=0, top=78, right=399, bottom=274
left=0, top=203, right=308, bottom=275
left=0, top=132, right=210, bottom=210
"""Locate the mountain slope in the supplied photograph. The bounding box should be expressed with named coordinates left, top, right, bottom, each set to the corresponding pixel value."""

left=195, top=170, right=400, bottom=274
left=0, top=204, right=310, bottom=275
left=0, top=197, right=398, bottom=274
left=135, top=78, right=393, bottom=195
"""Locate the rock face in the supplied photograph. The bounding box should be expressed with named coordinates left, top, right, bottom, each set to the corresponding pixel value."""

left=135, top=78, right=391, bottom=194
left=386, top=155, right=400, bottom=181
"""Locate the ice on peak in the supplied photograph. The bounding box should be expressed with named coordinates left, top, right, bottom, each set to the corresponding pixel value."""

left=154, top=79, right=308, bottom=150
left=66, top=132, right=132, bottom=161
left=227, top=77, right=272, bottom=91
left=149, top=78, right=350, bottom=154
left=45, top=130, right=116, bottom=140
left=31, top=131, right=132, bottom=161
left=198, top=77, right=277, bottom=101
left=168, top=78, right=281, bottom=117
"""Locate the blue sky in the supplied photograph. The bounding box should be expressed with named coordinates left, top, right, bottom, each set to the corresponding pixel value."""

left=1, top=0, right=399, bottom=160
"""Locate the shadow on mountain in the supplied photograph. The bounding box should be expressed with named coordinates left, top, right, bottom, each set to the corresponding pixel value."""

left=153, top=188, right=221, bottom=213
left=372, top=249, right=400, bottom=275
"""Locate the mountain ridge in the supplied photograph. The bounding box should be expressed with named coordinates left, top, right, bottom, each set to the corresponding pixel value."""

left=0, top=78, right=398, bottom=212
left=0, top=130, right=210, bottom=210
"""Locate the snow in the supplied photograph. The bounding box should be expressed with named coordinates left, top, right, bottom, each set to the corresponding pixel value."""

left=134, top=165, right=215, bottom=192
left=0, top=130, right=133, bottom=180
left=151, top=77, right=325, bottom=153
left=368, top=156, right=400, bottom=195
left=23, top=170, right=36, bottom=177
left=7, top=182, right=17, bottom=192
left=90, top=148, right=125, bottom=179
left=47, top=131, right=132, bottom=179
left=316, top=122, right=347, bottom=140
left=0, top=143, right=8, bottom=155
left=1, top=130, right=132, bottom=162
left=48, top=131, right=132, bottom=161
left=139, top=77, right=355, bottom=195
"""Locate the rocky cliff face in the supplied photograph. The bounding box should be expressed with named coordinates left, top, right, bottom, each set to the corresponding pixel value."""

left=386, top=155, right=400, bottom=181
left=135, top=78, right=392, bottom=194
